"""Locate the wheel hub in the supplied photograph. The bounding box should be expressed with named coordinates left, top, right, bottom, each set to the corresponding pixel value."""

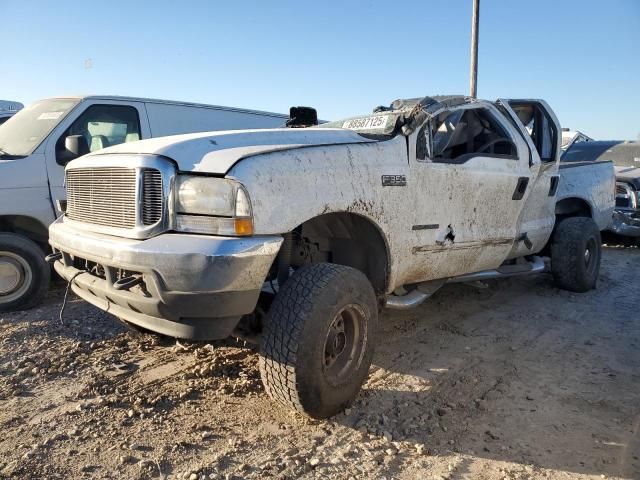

left=333, top=332, right=346, bottom=354
left=322, top=304, right=366, bottom=386
left=0, top=251, right=32, bottom=303
left=584, top=237, right=598, bottom=273
left=0, top=257, right=23, bottom=295
left=326, top=328, right=347, bottom=362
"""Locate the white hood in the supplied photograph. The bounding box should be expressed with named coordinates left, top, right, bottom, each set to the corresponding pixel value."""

left=614, top=165, right=640, bottom=176
left=86, top=128, right=375, bottom=174
left=614, top=165, right=640, bottom=187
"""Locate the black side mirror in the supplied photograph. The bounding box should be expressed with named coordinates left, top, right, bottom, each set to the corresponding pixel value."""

left=57, top=135, right=89, bottom=165
left=65, top=135, right=89, bottom=158
left=286, top=106, right=318, bottom=128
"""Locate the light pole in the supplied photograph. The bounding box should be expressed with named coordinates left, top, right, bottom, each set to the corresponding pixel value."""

left=469, top=0, right=480, bottom=98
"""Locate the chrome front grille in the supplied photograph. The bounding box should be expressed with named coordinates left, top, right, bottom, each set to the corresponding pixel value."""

left=67, top=167, right=138, bottom=228
left=142, top=169, right=163, bottom=225
left=63, top=155, right=174, bottom=239
left=66, top=166, right=164, bottom=231
left=615, top=182, right=637, bottom=210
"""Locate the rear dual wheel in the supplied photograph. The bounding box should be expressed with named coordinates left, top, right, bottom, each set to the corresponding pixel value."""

left=259, top=263, right=377, bottom=419
left=551, top=217, right=601, bottom=293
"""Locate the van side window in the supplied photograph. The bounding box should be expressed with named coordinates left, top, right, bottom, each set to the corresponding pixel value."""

left=429, top=107, right=517, bottom=163
left=56, top=104, right=141, bottom=164
left=510, top=104, right=556, bottom=162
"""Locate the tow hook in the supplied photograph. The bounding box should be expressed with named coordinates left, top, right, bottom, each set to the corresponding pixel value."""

left=45, top=252, right=63, bottom=264
left=113, top=275, right=144, bottom=291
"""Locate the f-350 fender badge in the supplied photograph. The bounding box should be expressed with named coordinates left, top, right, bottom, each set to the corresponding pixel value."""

left=381, top=175, right=406, bottom=187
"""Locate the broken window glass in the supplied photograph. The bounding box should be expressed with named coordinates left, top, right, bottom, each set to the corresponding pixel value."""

left=430, top=107, right=517, bottom=162
left=510, top=103, right=556, bottom=163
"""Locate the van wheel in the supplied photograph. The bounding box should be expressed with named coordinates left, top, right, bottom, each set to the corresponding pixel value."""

left=551, top=217, right=601, bottom=293
left=0, top=233, right=50, bottom=312
left=259, top=263, right=377, bottom=419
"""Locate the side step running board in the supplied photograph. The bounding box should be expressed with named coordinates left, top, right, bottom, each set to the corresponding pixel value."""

left=384, top=280, right=445, bottom=310
left=385, top=256, right=545, bottom=310
left=446, top=256, right=545, bottom=284
left=384, top=289, right=431, bottom=310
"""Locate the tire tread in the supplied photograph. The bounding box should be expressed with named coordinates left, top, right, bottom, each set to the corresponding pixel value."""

left=551, top=217, right=601, bottom=293
left=259, top=263, right=372, bottom=416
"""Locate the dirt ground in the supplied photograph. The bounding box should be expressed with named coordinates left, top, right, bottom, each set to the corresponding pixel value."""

left=1, top=246, right=639, bottom=480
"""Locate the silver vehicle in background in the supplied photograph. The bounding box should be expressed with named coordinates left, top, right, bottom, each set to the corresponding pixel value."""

left=561, top=128, right=593, bottom=152
left=562, top=140, right=640, bottom=239
left=0, top=100, right=23, bottom=125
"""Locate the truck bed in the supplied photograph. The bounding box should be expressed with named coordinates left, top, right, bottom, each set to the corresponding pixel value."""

left=558, top=160, right=615, bottom=231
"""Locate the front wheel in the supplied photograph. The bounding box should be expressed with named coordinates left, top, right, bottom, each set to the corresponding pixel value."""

left=259, top=263, right=377, bottom=419
left=0, top=233, right=50, bottom=312
left=551, top=217, right=601, bottom=293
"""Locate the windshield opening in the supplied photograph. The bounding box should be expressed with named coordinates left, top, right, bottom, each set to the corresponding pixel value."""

left=0, top=98, right=80, bottom=157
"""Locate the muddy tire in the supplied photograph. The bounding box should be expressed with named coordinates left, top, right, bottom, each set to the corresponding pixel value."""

left=259, top=263, right=377, bottom=419
left=551, top=217, right=601, bottom=293
left=0, top=233, right=50, bottom=312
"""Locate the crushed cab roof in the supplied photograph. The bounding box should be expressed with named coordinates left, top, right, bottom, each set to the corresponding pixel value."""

left=373, top=95, right=469, bottom=113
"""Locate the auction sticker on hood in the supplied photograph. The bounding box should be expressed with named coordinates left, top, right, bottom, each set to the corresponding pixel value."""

left=37, top=111, right=65, bottom=120
left=342, top=115, right=388, bottom=131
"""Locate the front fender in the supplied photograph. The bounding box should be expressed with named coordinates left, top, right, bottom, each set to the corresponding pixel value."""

left=227, top=139, right=408, bottom=235
left=227, top=138, right=410, bottom=292
left=0, top=189, right=56, bottom=229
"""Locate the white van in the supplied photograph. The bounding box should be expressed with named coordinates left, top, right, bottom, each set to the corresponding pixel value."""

left=0, top=95, right=288, bottom=311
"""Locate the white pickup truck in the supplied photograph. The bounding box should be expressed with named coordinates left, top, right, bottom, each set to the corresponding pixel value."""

left=49, top=96, right=614, bottom=418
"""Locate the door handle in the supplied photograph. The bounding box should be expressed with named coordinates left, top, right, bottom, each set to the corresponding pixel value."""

left=548, top=176, right=560, bottom=196
left=512, top=177, right=529, bottom=200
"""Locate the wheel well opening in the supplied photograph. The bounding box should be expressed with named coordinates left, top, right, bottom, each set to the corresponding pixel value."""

left=539, top=198, right=594, bottom=257
left=0, top=215, right=49, bottom=248
left=277, top=213, right=390, bottom=294
left=555, top=197, right=592, bottom=220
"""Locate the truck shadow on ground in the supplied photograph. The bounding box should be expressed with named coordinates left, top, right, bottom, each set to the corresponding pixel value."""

left=331, top=261, right=640, bottom=478
left=602, top=231, right=640, bottom=249
left=3, top=287, right=129, bottom=340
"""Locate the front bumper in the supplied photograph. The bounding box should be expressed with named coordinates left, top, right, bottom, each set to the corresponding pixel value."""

left=609, top=209, right=640, bottom=237
left=49, top=218, right=282, bottom=340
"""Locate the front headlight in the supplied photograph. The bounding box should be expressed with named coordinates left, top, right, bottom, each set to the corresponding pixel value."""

left=175, top=175, right=253, bottom=236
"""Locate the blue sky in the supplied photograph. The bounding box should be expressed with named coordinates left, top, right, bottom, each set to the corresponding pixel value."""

left=2, top=0, right=639, bottom=139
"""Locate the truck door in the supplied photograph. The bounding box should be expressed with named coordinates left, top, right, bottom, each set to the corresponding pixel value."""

left=43, top=100, right=150, bottom=215
left=496, top=99, right=561, bottom=258
left=406, top=102, right=532, bottom=282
